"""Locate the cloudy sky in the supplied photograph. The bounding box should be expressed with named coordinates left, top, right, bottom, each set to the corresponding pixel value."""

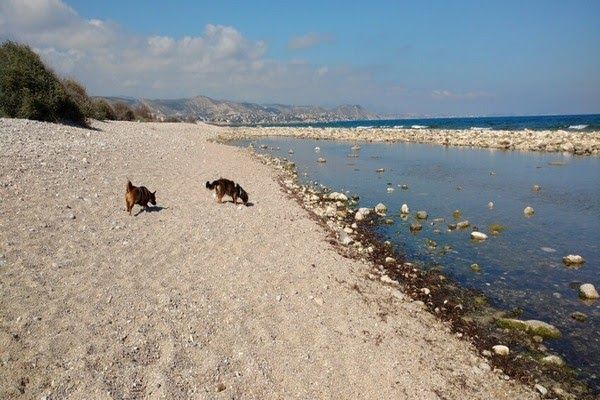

left=1, top=0, right=599, bottom=116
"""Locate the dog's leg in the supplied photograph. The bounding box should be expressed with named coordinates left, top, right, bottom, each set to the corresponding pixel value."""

left=232, top=193, right=238, bottom=205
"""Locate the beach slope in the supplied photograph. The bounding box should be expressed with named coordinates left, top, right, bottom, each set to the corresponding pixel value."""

left=0, top=119, right=534, bottom=399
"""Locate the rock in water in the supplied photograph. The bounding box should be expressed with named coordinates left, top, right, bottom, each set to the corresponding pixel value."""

left=570, top=312, right=588, bottom=322
left=471, top=231, right=488, bottom=241
left=416, top=210, right=428, bottom=219
left=400, top=203, right=409, bottom=215
left=579, top=283, right=599, bottom=299
left=523, top=206, right=535, bottom=216
left=386, top=187, right=394, bottom=193
left=410, top=222, right=422, bottom=232
left=496, top=318, right=561, bottom=339
left=314, top=146, right=321, bottom=152
left=456, top=220, right=470, bottom=229
left=562, top=254, right=585, bottom=266
left=327, top=192, right=348, bottom=201
left=487, top=201, right=494, bottom=209
left=532, top=184, right=541, bottom=192
left=452, top=210, right=461, bottom=219
left=375, top=168, right=385, bottom=173
left=317, top=157, right=326, bottom=163
left=470, top=263, right=481, bottom=272
left=374, top=203, right=387, bottom=216
left=541, top=355, right=564, bottom=367
left=288, top=149, right=294, bottom=154
left=492, top=345, right=509, bottom=356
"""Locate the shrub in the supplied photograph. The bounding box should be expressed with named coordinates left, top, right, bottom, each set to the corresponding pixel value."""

left=0, top=41, right=86, bottom=125
left=112, top=102, right=135, bottom=121
left=92, top=99, right=116, bottom=120
left=164, top=115, right=182, bottom=123
left=62, top=78, right=94, bottom=118
left=185, top=113, right=197, bottom=123
left=133, top=103, right=154, bottom=121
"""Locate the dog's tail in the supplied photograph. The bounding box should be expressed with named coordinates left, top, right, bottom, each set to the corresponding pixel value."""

left=126, top=179, right=133, bottom=192
left=206, top=180, right=217, bottom=190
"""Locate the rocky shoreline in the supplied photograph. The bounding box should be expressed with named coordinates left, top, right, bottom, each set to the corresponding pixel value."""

left=242, top=146, right=596, bottom=399
left=218, top=126, right=600, bottom=155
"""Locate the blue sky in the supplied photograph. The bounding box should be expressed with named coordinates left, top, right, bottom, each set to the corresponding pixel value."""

left=1, top=0, right=599, bottom=116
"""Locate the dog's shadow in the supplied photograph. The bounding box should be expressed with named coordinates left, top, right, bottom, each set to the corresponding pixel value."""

left=134, top=206, right=168, bottom=216
left=220, top=201, right=254, bottom=207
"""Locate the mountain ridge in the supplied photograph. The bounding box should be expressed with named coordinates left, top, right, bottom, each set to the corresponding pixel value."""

left=97, top=95, right=379, bottom=124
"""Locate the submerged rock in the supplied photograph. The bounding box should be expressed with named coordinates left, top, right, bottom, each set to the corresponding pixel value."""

left=400, top=204, right=409, bottom=215
left=496, top=318, right=561, bottom=339
left=523, top=206, right=535, bottom=216
left=470, top=263, right=481, bottom=272
left=456, top=220, right=470, bottom=229
left=579, top=283, right=599, bottom=299
left=374, top=203, right=387, bottom=216
left=416, top=210, right=428, bottom=219
left=410, top=222, right=422, bottom=232
left=562, top=254, right=585, bottom=266
left=471, top=231, right=488, bottom=241
left=570, top=311, right=588, bottom=322
left=452, top=210, right=461, bottom=219
left=541, top=355, right=564, bottom=367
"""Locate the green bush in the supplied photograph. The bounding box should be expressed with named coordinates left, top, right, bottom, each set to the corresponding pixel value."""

left=92, top=99, right=116, bottom=120
left=62, top=78, right=94, bottom=118
left=0, top=41, right=86, bottom=126
left=112, top=102, right=135, bottom=121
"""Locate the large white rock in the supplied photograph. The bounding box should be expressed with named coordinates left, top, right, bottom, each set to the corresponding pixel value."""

left=492, top=345, right=509, bottom=356
left=327, top=192, right=348, bottom=201
left=523, top=206, right=535, bottom=215
left=579, top=283, right=599, bottom=299
left=562, top=254, right=585, bottom=266
left=374, top=203, right=387, bottom=215
left=400, top=203, right=409, bottom=214
left=471, top=231, right=488, bottom=241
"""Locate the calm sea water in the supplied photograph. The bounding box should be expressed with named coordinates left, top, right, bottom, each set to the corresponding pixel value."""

left=235, top=137, right=600, bottom=391
left=263, top=114, right=600, bottom=132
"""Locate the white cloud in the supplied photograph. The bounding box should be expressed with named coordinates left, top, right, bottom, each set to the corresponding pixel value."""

left=288, top=32, right=333, bottom=51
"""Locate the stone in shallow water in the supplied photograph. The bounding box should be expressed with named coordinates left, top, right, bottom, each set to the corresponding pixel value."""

left=570, top=311, right=588, bottom=322
left=452, top=210, right=461, bottom=219
left=456, top=220, right=470, bottom=229
left=470, top=263, right=481, bottom=272
left=562, top=254, right=585, bottom=266
left=471, top=231, right=488, bottom=241
left=416, top=210, right=428, bottom=219
left=523, top=206, right=535, bottom=216
left=400, top=204, right=409, bottom=215
left=496, top=318, right=561, bottom=339
left=579, top=283, right=599, bottom=299
left=541, top=355, right=564, bottom=367
left=317, top=157, right=326, bottom=163
left=532, top=184, right=541, bottom=192
left=410, top=222, right=422, bottom=232
left=374, top=203, right=387, bottom=215
left=540, top=247, right=556, bottom=253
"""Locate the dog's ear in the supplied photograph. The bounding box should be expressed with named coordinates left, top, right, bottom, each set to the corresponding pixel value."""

left=153, top=191, right=156, bottom=195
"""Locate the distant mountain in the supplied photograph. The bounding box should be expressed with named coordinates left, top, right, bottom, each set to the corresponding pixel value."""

left=97, top=95, right=379, bottom=124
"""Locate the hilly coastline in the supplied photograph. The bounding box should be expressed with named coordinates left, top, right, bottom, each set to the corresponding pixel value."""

left=98, top=95, right=379, bottom=125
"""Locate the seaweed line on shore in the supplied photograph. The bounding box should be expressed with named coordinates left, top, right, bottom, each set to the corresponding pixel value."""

left=226, top=141, right=597, bottom=399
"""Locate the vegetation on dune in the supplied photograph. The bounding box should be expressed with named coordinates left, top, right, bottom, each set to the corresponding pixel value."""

left=0, top=41, right=86, bottom=126
left=133, top=103, right=154, bottom=121
left=91, top=99, right=117, bottom=120
left=112, top=102, right=135, bottom=121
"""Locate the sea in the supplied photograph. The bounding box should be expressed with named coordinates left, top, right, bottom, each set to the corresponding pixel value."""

left=268, top=114, right=600, bottom=132
left=233, top=118, right=600, bottom=392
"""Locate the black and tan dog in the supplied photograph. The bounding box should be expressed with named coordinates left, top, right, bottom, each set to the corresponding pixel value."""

left=125, top=180, right=156, bottom=215
left=205, top=178, right=249, bottom=205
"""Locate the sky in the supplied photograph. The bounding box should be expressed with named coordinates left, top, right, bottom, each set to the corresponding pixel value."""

left=1, top=0, right=599, bottom=116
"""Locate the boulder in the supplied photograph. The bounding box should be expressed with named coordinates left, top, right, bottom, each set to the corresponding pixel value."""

left=327, top=192, right=348, bottom=202
left=400, top=204, right=409, bottom=215
left=579, top=283, right=599, bottom=299
left=456, top=220, right=470, bottom=229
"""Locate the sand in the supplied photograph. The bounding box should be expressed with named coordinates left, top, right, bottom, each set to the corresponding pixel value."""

left=0, top=118, right=536, bottom=399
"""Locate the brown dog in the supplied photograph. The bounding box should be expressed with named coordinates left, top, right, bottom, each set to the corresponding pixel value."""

left=205, top=178, right=249, bottom=205
left=125, top=180, right=156, bottom=215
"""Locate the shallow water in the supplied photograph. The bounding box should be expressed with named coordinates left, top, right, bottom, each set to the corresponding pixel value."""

left=235, top=137, right=600, bottom=390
